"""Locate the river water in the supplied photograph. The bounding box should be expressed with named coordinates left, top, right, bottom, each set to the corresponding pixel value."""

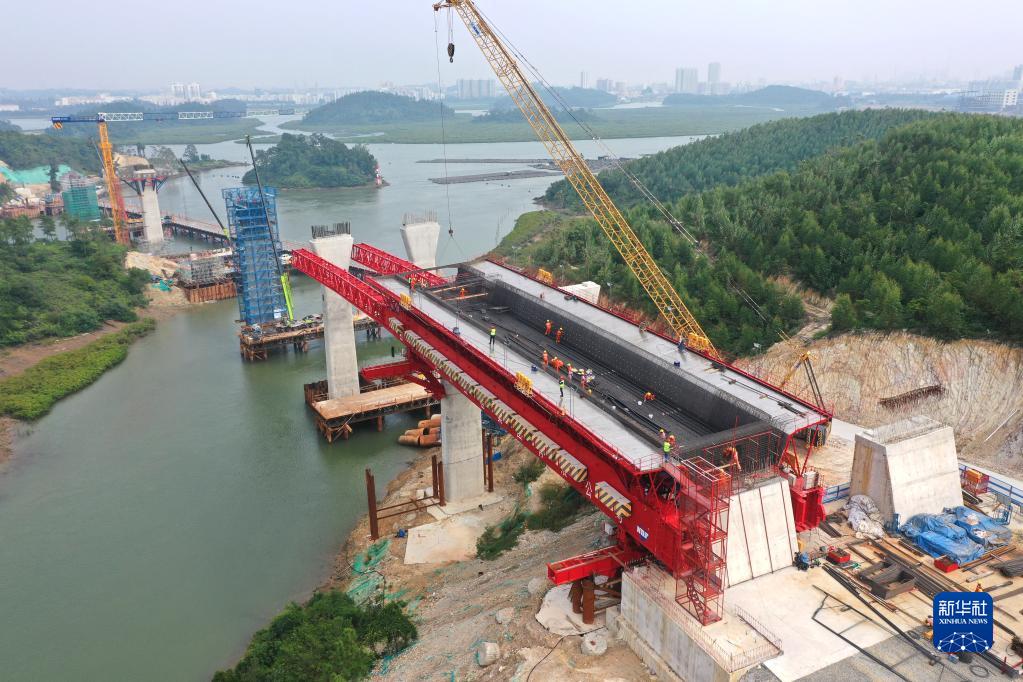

left=0, top=122, right=696, bottom=681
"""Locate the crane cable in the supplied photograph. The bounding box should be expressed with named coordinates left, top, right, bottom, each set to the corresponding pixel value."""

left=473, top=3, right=788, bottom=341
left=433, top=11, right=468, bottom=263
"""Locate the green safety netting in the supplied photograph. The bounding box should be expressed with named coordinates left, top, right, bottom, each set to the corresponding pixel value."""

left=0, top=164, right=75, bottom=185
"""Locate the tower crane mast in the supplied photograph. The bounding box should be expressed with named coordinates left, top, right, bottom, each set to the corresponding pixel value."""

left=434, top=0, right=717, bottom=356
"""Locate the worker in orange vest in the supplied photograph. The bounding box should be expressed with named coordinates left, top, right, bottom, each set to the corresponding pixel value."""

left=555, top=327, right=564, bottom=343
left=643, top=391, right=656, bottom=403
left=552, top=357, right=564, bottom=373
left=668, top=433, right=676, bottom=448
left=459, top=287, right=467, bottom=298
left=544, top=319, right=552, bottom=336
left=542, top=349, right=549, bottom=367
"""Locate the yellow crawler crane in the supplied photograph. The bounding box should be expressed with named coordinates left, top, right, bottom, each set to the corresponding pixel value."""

left=434, top=0, right=717, bottom=356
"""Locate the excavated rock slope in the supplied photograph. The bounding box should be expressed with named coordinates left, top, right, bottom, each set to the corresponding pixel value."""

left=737, top=332, right=1023, bottom=473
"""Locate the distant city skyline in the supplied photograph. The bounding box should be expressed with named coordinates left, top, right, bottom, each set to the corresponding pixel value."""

left=0, top=0, right=1020, bottom=91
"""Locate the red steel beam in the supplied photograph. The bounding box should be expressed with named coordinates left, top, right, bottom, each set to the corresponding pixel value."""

left=292, top=247, right=687, bottom=575
left=352, top=242, right=446, bottom=287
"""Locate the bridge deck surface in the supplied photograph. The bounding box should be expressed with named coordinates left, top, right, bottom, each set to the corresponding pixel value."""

left=471, top=261, right=823, bottom=436
left=378, top=277, right=662, bottom=468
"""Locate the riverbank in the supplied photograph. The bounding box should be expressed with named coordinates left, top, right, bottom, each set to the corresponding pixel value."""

left=0, top=285, right=188, bottom=465
left=320, top=438, right=652, bottom=680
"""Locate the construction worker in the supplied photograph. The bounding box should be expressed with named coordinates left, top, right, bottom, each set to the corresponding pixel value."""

left=659, top=428, right=666, bottom=442
left=662, top=440, right=671, bottom=462
left=566, top=363, right=574, bottom=380
left=555, top=327, right=564, bottom=344
left=542, top=349, right=549, bottom=367
left=643, top=391, right=656, bottom=403
left=544, top=319, right=552, bottom=336
left=559, top=378, right=566, bottom=398
left=580, top=373, right=588, bottom=391
left=668, top=433, right=676, bottom=448
left=552, top=356, right=563, bottom=373
left=459, top=287, right=467, bottom=298
left=489, top=326, right=497, bottom=349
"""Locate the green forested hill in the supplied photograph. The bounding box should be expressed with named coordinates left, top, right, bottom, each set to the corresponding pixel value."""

left=242, top=133, right=377, bottom=188
left=504, top=113, right=1023, bottom=355
left=543, top=109, right=935, bottom=208
left=302, top=91, right=454, bottom=125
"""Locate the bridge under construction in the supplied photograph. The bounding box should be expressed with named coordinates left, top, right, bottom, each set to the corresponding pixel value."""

left=293, top=242, right=832, bottom=635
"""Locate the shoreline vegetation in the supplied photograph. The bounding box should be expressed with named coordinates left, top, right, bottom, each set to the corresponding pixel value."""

left=0, top=318, right=155, bottom=421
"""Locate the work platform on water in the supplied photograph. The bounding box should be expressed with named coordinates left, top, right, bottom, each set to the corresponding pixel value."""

left=304, top=377, right=438, bottom=442
left=238, top=314, right=381, bottom=361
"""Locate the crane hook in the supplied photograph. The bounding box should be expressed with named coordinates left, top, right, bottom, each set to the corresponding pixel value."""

left=447, top=42, right=455, bottom=63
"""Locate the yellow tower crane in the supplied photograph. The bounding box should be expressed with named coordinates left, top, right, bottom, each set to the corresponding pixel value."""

left=434, top=0, right=716, bottom=356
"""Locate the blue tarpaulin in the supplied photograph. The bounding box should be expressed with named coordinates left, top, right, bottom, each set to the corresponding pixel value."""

left=952, top=506, right=1012, bottom=548
left=900, top=511, right=984, bottom=564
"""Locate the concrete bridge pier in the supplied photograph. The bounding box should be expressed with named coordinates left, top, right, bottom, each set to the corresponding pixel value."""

left=311, top=232, right=360, bottom=400
left=400, top=212, right=441, bottom=269
left=126, top=170, right=166, bottom=251
left=440, top=381, right=485, bottom=502
left=400, top=212, right=483, bottom=502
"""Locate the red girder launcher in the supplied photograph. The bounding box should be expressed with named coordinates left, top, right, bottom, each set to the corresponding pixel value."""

left=293, top=247, right=734, bottom=625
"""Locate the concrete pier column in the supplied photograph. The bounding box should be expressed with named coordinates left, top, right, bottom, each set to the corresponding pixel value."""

left=311, top=233, right=360, bottom=400
left=140, top=184, right=164, bottom=248
left=440, top=381, right=485, bottom=502
left=400, top=212, right=441, bottom=269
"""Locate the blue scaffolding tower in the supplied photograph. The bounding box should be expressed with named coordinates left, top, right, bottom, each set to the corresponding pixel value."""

left=223, top=186, right=288, bottom=326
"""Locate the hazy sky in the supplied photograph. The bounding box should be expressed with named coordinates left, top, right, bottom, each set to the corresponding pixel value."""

left=3, top=0, right=1021, bottom=91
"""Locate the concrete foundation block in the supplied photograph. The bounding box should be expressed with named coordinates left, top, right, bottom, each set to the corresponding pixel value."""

left=476, top=641, right=500, bottom=667
left=581, top=629, right=609, bottom=656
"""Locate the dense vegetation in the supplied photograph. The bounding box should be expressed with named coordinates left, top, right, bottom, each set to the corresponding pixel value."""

left=0, top=130, right=101, bottom=174
left=543, top=109, right=935, bottom=208
left=516, top=112, right=1023, bottom=351
left=0, top=119, right=19, bottom=132
left=664, top=85, right=848, bottom=110
left=213, top=591, right=416, bottom=682
left=0, top=319, right=155, bottom=420
left=495, top=211, right=805, bottom=356
left=666, top=114, right=1023, bottom=340
left=242, top=133, right=377, bottom=188
left=0, top=216, right=149, bottom=346
left=491, top=86, right=616, bottom=111
left=302, top=91, right=454, bottom=126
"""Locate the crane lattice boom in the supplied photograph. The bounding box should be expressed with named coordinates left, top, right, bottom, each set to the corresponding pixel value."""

left=96, top=121, right=130, bottom=245
left=435, top=0, right=716, bottom=355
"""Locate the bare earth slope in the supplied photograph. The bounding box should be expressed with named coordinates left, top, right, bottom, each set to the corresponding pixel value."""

left=737, top=332, right=1023, bottom=474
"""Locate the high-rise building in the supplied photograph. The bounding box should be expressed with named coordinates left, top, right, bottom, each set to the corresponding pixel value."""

left=170, top=82, right=185, bottom=99
left=580, top=71, right=588, bottom=89
left=595, top=78, right=613, bottom=93
left=675, top=67, right=698, bottom=93
left=186, top=82, right=202, bottom=101
left=456, top=79, right=496, bottom=99
left=707, top=62, right=722, bottom=85
left=1014, top=64, right=1023, bottom=82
